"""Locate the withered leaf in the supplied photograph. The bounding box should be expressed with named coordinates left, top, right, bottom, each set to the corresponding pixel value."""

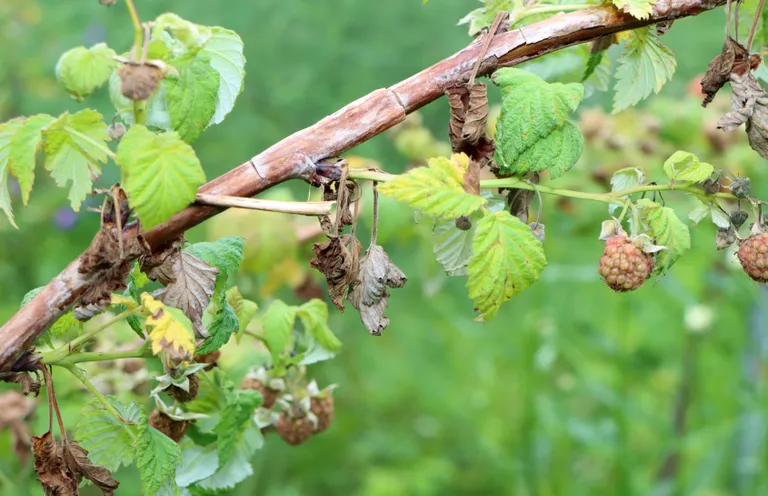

left=0, top=351, right=42, bottom=396
left=507, top=188, right=534, bottom=224
left=140, top=238, right=184, bottom=286
left=32, top=432, right=78, bottom=496
left=310, top=235, right=362, bottom=311
left=717, top=71, right=768, bottom=160
left=347, top=245, right=407, bottom=336
left=0, top=390, right=35, bottom=426
left=75, top=261, right=133, bottom=321
left=319, top=180, right=357, bottom=237
left=63, top=440, right=119, bottom=496
left=445, top=84, right=494, bottom=166
left=701, top=37, right=749, bottom=107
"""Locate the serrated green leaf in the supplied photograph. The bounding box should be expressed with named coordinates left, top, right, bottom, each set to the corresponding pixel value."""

left=297, top=299, right=342, bottom=352
left=493, top=68, right=583, bottom=165
left=196, top=299, right=238, bottom=355
left=432, top=192, right=505, bottom=276
left=43, top=109, right=110, bottom=211
left=520, top=45, right=610, bottom=98
left=137, top=412, right=182, bottom=496
left=262, top=300, right=297, bottom=363
left=214, top=390, right=262, bottom=467
left=467, top=210, right=546, bottom=321
left=9, top=114, right=55, bottom=205
left=611, top=167, right=645, bottom=192
left=663, top=151, right=713, bottom=183
left=55, top=43, right=117, bottom=101
left=688, top=204, right=710, bottom=226
left=186, top=236, right=245, bottom=295
left=226, top=286, right=257, bottom=340
left=199, top=27, right=246, bottom=125
left=612, top=0, right=654, bottom=19
left=115, top=124, right=205, bottom=229
left=75, top=397, right=141, bottom=472
left=0, top=119, right=26, bottom=227
left=506, top=121, right=583, bottom=179
left=378, top=154, right=487, bottom=219
left=613, top=27, right=676, bottom=114
left=176, top=442, right=218, bottom=487
left=166, top=58, right=220, bottom=143
left=197, top=424, right=259, bottom=491
left=636, top=199, right=691, bottom=276
left=153, top=13, right=213, bottom=50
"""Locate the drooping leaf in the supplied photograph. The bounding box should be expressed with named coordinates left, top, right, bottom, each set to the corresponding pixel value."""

left=261, top=300, right=297, bottom=363
left=165, top=57, right=220, bottom=143
left=663, top=151, right=714, bottom=183
left=297, top=299, right=342, bottom=352
left=636, top=199, right=691, bottom=276
left=612, top=0, right=655, bottom=19
left=196, top=299, right=238, bottom=355
left=611, top=167, right=645, bottom=192
left=115, top=124, right=205, bottom=229
left=32, top=431, right=79, bottom=495
left=199, top=27, right=246, bottom=125
left=613, top=27, right=676, bottom=113
left=467, top=210, right=546, bottom=321
left=432, top=191, right=505, bottom=276
left=226, top=286, right=257, bottom=339
left=688, top=204, right=710, bottom=226
left=378, top=154, right=487, bottom=219
left=196, top=424, right=260, bottom=491
left=9, top=114, right=56, bottom=205
left=186, top=236, right=245, bottom=296
left=214, top=389, right=262, bottom=467
left=62, top=440, right=120, bottom=495
left=711, top=208, right=731, bottom=228
left=43, top=109, right=111, bottom=211
left=136, top=412, right=182, bottom=496
left=176, top=442, right=218, bottom=487
left=142, top=293, right=197, bottom=361
left=55, top=43, right=117, bottom=101
left=75, top=397, right=142, bottom=472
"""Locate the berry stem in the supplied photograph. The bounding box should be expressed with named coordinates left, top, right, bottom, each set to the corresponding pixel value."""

left=124, top=0, right=143, bottom=55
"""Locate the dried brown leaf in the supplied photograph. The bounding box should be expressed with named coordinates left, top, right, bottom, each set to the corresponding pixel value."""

left=63, top=440, right=119, bottom=495
left=32, top=432, right=78, bottom=496
left=310, top=235, right=362, bottom=311
left=717, top=70, right=768, bottom=160
left=463, top=159, right=481, bottom=196
left=446, top=84, right=492, bottom=161
left=140, top=238, right=184, bottom=286
left=0, top=390, right=35, bottom=426
left=347, top=245, right=407, bottom=336
left=75, top=261, right=133, bottom=321
left=319, top=180, right=357, bottom=237
left=701, top=37, right=749, bottom=107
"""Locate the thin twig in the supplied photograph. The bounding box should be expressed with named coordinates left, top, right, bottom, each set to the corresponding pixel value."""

left=468, top=11, right=508, bottom=86
left=747, top=0, right=765, bottom=51
left=333, top=166, right=349, bottom=237
left=370, top=182, right=379, bottom=246
left=195, top=193, right=335, bottom=216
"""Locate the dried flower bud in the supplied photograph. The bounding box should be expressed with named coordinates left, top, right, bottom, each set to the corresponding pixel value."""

left=118, top=64, right=163, bottom=101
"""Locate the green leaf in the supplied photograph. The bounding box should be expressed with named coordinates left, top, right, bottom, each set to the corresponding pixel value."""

left=214, top=389, right=262, bottom=467
left=9, top=114, right=56, bottom=205
left=153, top=13, right=213, bottom=50
left=663, top=151, right=714, bottom=183
left=196, top=299, right=238, bottom=355
left=109, top=71, right=172, bottom=129
left=176, top=442, right=218, bottom=487
left=199, top=27, right=246, bottom=125
left=21, top=286, right=82, bottom=346
left=197, top=424, right=260, bottom=491
left=261, top=300, right=297, bottom=363
left=613, top=27, right=676, bottom=114
left=55, top=44, right=117, bottom=101
left=612, top=0, right=654, bottom=19
left=506, top=121, right=583, bottom=179
left=611, top=167, right=645, bottom=192
left=688, top=204, right=710, bottom=226
left=0, top=119, right=24, bottom=227
left=226, top=286, right=257, bottom=340
left=378, top=154, right=487, bottom=219
left=432, top=191, right=505, bottom=276
left=636, top=199, right=691, bottom=276
left=43, top=109, right=110, bottom=211
left=492, top=68, right=584, bottom=176
left=467, top=210, right=546, bottom=321
left=186, top=236, right=245, bottom=295
left=115, top=125, right=205, bottom=229
left=166, top=57, right=220, bottom=143
left=297, top=299, right=342, bottom=352
left=458, top=0, right=515, bottom=36
left=520, top=45, right=611, bottom=98
left=137, top=412, right=182, bottom=496
left=75, top=397, right=141, bottom=472
left=711, top=208, right=731, bottom=229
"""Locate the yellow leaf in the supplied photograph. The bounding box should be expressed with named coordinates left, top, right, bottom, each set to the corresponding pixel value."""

left=110, top=294, right=137, bottom=309
left=141, top=293, right=196, bottom=361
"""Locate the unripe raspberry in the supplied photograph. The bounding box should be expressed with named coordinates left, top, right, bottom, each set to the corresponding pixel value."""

left=167, top=374, right=199, bottom=403
left=310, top=396, right=334, bottom=434
left=598, top=236, right=654, bottom=292
left=148, top=409, right=190, bottom=442
left=241, top=377, right=279, bottom=409
left=738, top=232, right=768, bottom=282
left=276, top=412, right=314, bottom=446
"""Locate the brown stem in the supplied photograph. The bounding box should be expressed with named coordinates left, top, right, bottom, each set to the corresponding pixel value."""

left=0, top=0, right=728, bottom=371
left=370, top=183, right=379, bottom=247
left=747, top=0, right=765, bottom=52
left=468, top=11, right=508, bottom=86
left=39, top=365, right=67, bottom=441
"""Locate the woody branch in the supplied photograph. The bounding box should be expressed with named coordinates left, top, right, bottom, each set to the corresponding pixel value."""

left=0, top=0, right=727, bottom=371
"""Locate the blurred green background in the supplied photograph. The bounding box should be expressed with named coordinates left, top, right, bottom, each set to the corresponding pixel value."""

left=3, top=0, right=768, bottom=495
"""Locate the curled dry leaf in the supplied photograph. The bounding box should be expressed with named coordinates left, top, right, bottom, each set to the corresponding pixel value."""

left=142, top=238, right=219, bottom=338
left=319, top=180, right=357, bottom=237
left=63, top=440, right=119, bottom=495
left=310, top=235, right=362, bottom=311
left=347, top=244, right=407, bottom=336
left=0, top=351, right=42, bottom=396
left=701, top=38, right=749, bottom=107
left=445, top=83, right=495, bottom=168
left=32, top=432, right=78, bottom=496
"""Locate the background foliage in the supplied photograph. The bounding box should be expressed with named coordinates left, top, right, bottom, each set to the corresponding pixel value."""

left=2, top=0, right=768, bottom=494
